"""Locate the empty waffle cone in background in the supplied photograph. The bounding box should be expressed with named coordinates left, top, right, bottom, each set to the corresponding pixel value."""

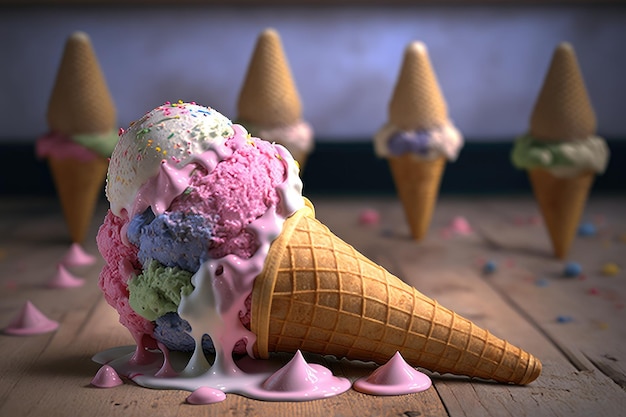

left=530, top=42, right=596, bottom=142
left=389, top=42, right=448, bottom=131
left=237, top=28, right=302, bottom=127
left=251, top=203, right=542, bottom=385
left=47, top=31, right=116, bottom=135
left=48, top=157, right=109, bottom=243
left=528, top=169, right=594, bottom=259
left=389, top=155, right=445, bottom=240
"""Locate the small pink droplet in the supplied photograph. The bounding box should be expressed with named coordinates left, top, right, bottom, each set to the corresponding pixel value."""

left=358, top=209, right=380, bottom=226
left=186, top=386, right=226, bottom=404
left=61, top=243, right=96, bottom=267
left=3, top=301, right=59, bottom=336
left=91, top=365, right=123, bottom=388
left=46, top=264, right=85, bottom=289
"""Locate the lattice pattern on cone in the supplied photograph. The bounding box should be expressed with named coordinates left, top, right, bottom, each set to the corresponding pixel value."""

left=48, top=156, right=109, bottom=243
left=388, top=155, right=445, bottom=241
left=47, top=32, right=116, bottom=135
left=237, top=28, right=302, bottom=127
left=528, top=168, right=594, bottom=259
left=389, top=42, right=448, bottom=131
left=251, top=205, right=541, bottom=384
left=530, top=42, right=596, bottom=141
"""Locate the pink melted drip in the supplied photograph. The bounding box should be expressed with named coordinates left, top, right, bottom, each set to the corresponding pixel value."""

left=61, top=243, right=97, bottom=267
left=46, top=264, right=85, bottom=289
left=187, top=387, right=227, bottom=404
left=155, top=342, right=178, bottom=378
left=3, top=301, right=59, bottom=336
left=91, top=365, right=123, bottom=388
left=261, top=350, right=351, bottom=398
left=353, top=351, right=431, bottom=395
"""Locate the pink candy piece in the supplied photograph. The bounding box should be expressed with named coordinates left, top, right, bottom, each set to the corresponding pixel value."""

left=359, top=209, right=380, bottom=225
left=46, top=264, right=85, bottom=289
left=448, top=216, right=472, bottom=235
left=353, top=351, right=431, bottom=395
left=3, top=301, right=59, bottom=336
left=61, top=243, right=96, bottom=267
left=186, top=387, right=227, bottom=404
left=91, top=365, right=123, bottom=388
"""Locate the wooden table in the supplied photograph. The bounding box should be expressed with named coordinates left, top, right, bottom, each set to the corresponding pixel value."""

left=1, top=195, right=625, bottom=416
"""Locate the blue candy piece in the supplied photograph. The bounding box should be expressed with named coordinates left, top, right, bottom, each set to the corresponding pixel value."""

left=153, top=312, right=215, bottom=353
left=577, top=222, right=597, bottom=237
left=563, top=262, right=582, bottom=278
left=127, top=208, right=213, bottom=272
left=556, top=315, right=574, bottom=323
left=483, top=260, right=497, bottom=274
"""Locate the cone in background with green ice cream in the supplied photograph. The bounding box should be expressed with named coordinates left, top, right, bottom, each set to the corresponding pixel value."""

left=251, top=199, right=541, bottom=384
left=42, top=31, right=118, bottom=245
left=513, top=42, right=609, bottom=259
left=237, top=28, right=314, bottom=172
left=376, top=42, right=463, bottom=241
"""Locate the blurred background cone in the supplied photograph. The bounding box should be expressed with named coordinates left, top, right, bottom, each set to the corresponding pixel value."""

left=387, top=42, right=449, bottom=240
left=527, top=43, right=597, bottom=258
left=46, top=31, right=116, bottom=244
left=251, top=202, right=542, bottom=385
left=237, top=28, right=312, bottom=169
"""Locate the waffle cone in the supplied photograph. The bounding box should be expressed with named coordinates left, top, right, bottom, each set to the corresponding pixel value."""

left=238, top=28, right=302, bottom=127
left=389, top=42, right=448, bottom=131
left=388, top=154, right=445, bottom=241
left=251, top=203, right=542, bottom=384
left=528, top=168, right=594, bottom=259
left=530, top=42, right=596, bottom=141
left=46, top=32, right=116, bottom=135
left=48, top=156, right=109, bottom=243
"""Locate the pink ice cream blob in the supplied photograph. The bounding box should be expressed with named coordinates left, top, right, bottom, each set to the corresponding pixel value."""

left=3, top=301, right=59, bottom=336
left=186, top=387, right=227, bottom=404
left=61, top=243, right=97, bottom=267
left=353, top=351, right=432, bottom=395
left=259, top=350, right=351, bottom=400
left=448, top=216, right=473, bottom=235
left=46, top=264, right=85, bottom=289
left=91, top=365, right=124, bottom=388
left=358, top=208, right=380, bottom=225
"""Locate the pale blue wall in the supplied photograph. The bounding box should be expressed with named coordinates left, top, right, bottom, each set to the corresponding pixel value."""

left=1, top=5, right=625, bottom=142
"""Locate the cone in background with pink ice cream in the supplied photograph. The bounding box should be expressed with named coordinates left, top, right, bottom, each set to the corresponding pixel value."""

left=377, top=42, right=462, bottom=241
left=237, top=28, right=314, bottom=171
left=41, top=31, right=117, bottom=244
left=525, top=42, right=601, bottom=259
left=251, top=200, right=541, bottom=384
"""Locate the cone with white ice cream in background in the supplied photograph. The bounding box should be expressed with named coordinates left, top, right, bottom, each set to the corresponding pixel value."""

left=374, top=42, right=463, bottom=241
left=237, top=28, right=314, bottom=172
left=511, top=42, right=609, bottom=259
left=37, top=31, right=118, bottom=246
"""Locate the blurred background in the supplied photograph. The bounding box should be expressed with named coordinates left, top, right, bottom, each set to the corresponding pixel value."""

left=1, top=2, right=625, bottom=194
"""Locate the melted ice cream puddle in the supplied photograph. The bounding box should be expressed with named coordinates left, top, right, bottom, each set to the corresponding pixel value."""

left=353, top=351, right=431, bottom=395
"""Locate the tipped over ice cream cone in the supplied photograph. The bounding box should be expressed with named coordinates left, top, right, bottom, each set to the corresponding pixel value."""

left=251, top=203, right=541, bottom=384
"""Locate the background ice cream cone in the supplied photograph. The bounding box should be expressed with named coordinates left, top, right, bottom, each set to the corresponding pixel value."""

left=48, top=157, right=109, bottom=244
left=251, top=204, right=542, bottom=385
left=524, top=43, right=599, bottom=258
left=44, top=31, right=117, bottom=243
left=47, top=31, right=116, bottom=135
left=386, top=42, right=451, bottom=240
left=237, top=28, right=302, bottom=127
left=389, top=155, right=445, bottom=240
left=530, top=42, right=596, bottom=142
left=528, top=169, right=593, bottom=259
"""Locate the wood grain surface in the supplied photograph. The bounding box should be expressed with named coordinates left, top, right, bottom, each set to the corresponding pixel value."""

left=1, top=195, right=625, bottom=416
